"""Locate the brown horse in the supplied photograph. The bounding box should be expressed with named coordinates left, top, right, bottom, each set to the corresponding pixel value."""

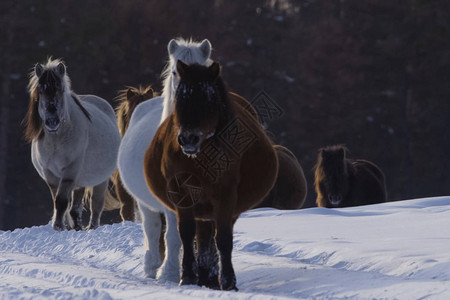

left=113, top=86, right=154, bottom=221
left=256, top=145, right=307, bottom=209
left=144, top=61, right=278, bottom=290
left=314, top=145, right=387, bottom=208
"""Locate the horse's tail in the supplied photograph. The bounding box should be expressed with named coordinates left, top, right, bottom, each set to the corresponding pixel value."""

left=82, top=178, right=121, bottom=211
left=103, top=187, right=121, bottom=210
left=104, top=171, right=121, bottom=211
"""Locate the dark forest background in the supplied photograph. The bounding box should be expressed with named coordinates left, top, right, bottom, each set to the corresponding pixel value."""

left=0, top=0, right=449, bottom=230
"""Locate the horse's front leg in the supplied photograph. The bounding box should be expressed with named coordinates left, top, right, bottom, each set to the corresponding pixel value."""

left=53, top=178, right=75, bottom=231
left=178, top=210, right=198, bottom=286
left=71, top=188, right=85, bottom=230
left=196, top=220, right=220, bottom=289
left=215, top=188, right=238, bottom=291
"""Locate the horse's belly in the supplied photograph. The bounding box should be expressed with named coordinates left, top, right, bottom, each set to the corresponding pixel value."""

left=68, top=113, right=121, bottom=187
left=118, top=101, right=164, bottom=211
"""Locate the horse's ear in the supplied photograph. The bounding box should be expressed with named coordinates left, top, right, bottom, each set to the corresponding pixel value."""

left=199, top=39, right=212, bottom=59
left=168, top=39, right=179, bottom=55
left=177, top=60, right=188, bottom=78
left=144, top=87, right=154, bottom=99
left=208, top=62, right=221, bottom=79
left=319, top=148, right=325, bottom=156
left=126, top=88, right=136, bottom=100
left=56, top=62, right=66, bottom=76
left=35, top=64, right=44, bottom=78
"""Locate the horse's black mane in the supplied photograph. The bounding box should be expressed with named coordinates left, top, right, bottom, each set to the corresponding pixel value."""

left=175, top=63, right=234, bottom=131
left=71, top=94, right=91, bottom=122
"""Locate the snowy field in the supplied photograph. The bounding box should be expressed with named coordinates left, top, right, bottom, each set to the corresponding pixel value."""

left=1, top=196, right=449, bottom=299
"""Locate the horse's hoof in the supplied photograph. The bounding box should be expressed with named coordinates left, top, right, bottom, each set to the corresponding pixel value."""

left=179, top=275, right=198, bottom=286
left=198, top=277, right=220, bottom=290
left=52, top=222, right=65, bottom=231
left=85, top=224, right=99, bottom=231
left=220, top=278, right=238, bottom=291
left=221, top=284, right=238, bottom=291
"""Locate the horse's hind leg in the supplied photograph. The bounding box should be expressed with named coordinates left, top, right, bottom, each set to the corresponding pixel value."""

left=138, top=202, right=162, bottom=278
left=115, top=174, right=135, bottom=221
left=70, top=188, right=84, bottom=230
left=196, top=220, right=219, bottom=289
left=156, top=208, right=181, bottom=282
left=86, top=180, right=107, bottom=230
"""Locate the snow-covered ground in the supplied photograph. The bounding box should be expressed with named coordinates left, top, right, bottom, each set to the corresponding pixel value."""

left=1, top=196, right=449, bottom=299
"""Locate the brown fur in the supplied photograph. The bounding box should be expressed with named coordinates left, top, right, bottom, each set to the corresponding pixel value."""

left=314, top=145, right=387, bottom=208
left=144, top=62, right=278, bottom=290
left=115, top=85, right=154, bottom=137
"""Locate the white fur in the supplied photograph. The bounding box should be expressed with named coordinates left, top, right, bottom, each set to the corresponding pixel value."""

left=117, top=38, right=212, bottom=282
left=29, top=58, right=121, bottom=230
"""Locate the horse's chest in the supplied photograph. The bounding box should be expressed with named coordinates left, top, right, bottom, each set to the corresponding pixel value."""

left=34, top=141, right=80, bottom=177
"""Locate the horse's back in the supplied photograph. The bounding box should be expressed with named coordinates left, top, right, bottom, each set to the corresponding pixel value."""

left=118, top=96, right=165, bottom=211
left=257, top=145, right=307, bottom=209
left=351, top=159, right=387, bottom=204
left=79, top=95, right=116, bottom=122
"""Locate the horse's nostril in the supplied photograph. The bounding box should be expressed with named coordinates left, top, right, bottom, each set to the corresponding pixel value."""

left=178, top=133, right=200, bottom=147
left=45, top=117, right=59, bottom=128
left=178, top=135, right=186, bottom=146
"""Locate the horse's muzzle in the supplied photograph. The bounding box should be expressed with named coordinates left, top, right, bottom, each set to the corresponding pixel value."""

left=328, top=194, right=343, bottom=207
left=45, top=116, right=61, bottom=132
left=178, top=133, right=201, bottom=157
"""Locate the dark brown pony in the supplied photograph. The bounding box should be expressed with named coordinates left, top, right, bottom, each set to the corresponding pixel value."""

left=113, top=86, right=154, bottom=221
left=144, top=61, right=278, bottom=290
left=314, top=145, right=387, bottom=208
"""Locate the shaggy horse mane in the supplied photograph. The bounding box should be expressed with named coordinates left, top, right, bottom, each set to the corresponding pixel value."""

left=313, top=144, right=349, bottom=189
left=24, top=58, right=91, bottom=143
left=115, top=85, right=155, bottom=136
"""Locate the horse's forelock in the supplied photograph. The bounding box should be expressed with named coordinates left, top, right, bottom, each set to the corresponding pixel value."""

left=161, top=39, right=213, bottom=98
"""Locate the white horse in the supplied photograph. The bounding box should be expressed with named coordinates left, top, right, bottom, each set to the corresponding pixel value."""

left=25, top=58, right=121, bottom=231
left=117, top=38, right=212, bottom=282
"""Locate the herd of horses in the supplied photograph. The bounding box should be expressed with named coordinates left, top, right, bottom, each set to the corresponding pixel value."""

left=24, top=38, right=387, bottom=290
